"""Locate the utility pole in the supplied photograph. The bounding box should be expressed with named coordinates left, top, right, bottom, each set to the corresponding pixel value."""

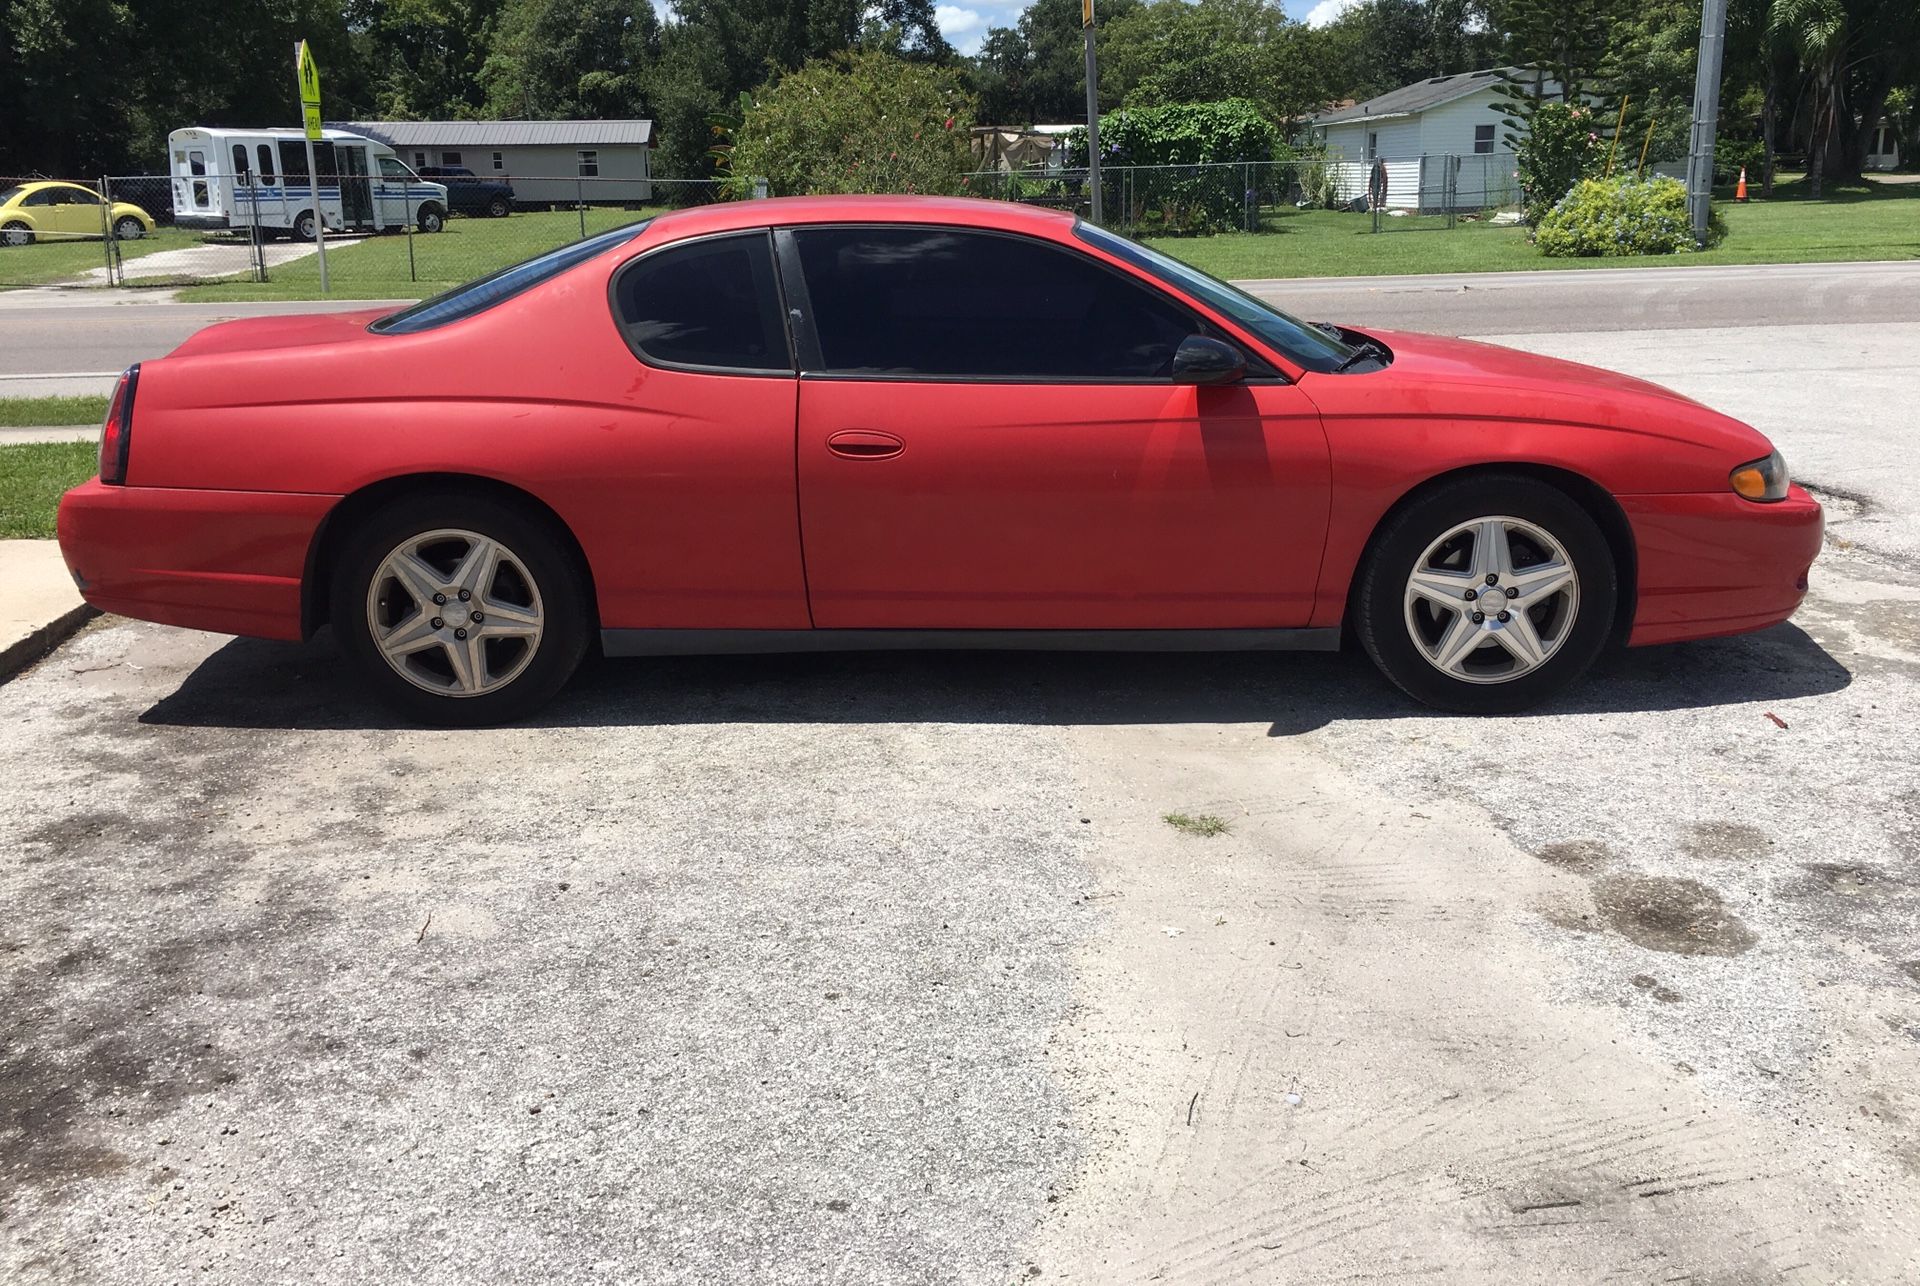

left=1685, top=0, right=1729, bottom=246
left=1083, top=0, right=1102, bottom=225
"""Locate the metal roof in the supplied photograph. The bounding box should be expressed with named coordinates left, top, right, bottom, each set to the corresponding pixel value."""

left=332, top=120, right=654, bottom=148
left=1313, top=68, right=1519, bottom=126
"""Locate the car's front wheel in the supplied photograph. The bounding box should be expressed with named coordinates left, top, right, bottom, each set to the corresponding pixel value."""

left=330, top=493, right=591, bottom=725
left=113, top=216, right=145, bottom=241
left=1354, top=475, right=1616, bottom=713
left=418, top=204, right=446, bottom=233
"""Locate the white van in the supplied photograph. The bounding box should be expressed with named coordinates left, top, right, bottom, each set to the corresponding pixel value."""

left=168, top=127, right=449, bottom=239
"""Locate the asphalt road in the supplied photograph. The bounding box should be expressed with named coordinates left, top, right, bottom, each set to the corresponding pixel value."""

left=4, top=258, right=1918, bottom=389
left=4, top=265, right=1919, bottom=1282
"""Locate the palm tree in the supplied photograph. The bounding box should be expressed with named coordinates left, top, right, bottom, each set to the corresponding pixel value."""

left=1769, top=0, right=1848, bottom=196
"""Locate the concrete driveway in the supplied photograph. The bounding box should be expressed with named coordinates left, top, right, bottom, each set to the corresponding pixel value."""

left=3, top=268, right=1918, bottom=1284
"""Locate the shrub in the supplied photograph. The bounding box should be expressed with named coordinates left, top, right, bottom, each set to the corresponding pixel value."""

left=726, top=50, right=974, bottom=198
left=1534, top=175, right=1723, bottom=257
left=1513, top=101, right=1607, bottom=224
left=1064, top=99, right=1280, bottom=233
left=1712, top=137, right=1765, bottom=183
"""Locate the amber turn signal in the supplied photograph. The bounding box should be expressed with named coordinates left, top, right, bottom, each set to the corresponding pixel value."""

left=1729, top=450, right=1788, bottom=502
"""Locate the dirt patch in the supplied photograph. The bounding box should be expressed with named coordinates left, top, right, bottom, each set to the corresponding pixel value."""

left=1537, top=839, right=1615, bottom=875
left=1590, top=874, right=1758, bottom=957
left=1683, top=821, right=1774, bottom=862
left=1897, top=961, right=1920, bottom=985
left=1802, top=863, right=1901, bottom=899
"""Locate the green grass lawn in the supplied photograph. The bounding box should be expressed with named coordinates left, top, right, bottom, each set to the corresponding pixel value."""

left=144, top=177, right=1920, bottom=302
left=0, top=226, right=203, bottom=288
left=0, top=396, right=109, bottom=428
left=176, top=207, right=667, bottom=302
left=1149, top=176, right=1920, bottom=280
left=0, top=441, right=96, bottom=538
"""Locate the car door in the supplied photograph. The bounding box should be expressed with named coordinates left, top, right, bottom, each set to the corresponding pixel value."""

left=54, top=187, right=103, bottom=237
left=784, top=224, right=1332, bottom=631
left=605, top=228, right=810, bottom=628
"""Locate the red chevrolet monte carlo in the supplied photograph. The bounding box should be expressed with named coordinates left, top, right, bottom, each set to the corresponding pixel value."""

left=58, top=196, right=1822, bottom=725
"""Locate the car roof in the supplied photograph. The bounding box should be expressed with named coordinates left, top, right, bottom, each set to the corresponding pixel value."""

left=644, top=194, right=1074, bottom=241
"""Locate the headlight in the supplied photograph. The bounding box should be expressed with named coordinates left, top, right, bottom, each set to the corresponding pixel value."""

left=1730, top=449, right=1789, bottom=502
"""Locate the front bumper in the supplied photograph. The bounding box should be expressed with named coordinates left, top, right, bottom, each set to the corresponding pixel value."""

left=1621, top=484, right=1824, bottom=646
left=57, top=480, right=336, bottom=641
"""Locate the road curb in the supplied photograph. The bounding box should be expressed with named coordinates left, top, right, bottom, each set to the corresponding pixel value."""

left=0, top=601, right=101, bottom=686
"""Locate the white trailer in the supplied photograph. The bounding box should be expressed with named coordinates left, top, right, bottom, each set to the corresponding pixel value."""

left=168, top=127, right=449, bottom=239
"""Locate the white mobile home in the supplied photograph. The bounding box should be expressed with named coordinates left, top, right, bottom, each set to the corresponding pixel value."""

left=333, top=120, right=654, bottom=204
left=168, top=127, right=449, bottom=238
left=1312, top=68, right=1549, bottom=212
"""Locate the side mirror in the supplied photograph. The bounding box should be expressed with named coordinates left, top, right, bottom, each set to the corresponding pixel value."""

left=1171, top=334, right=1246, bottom=386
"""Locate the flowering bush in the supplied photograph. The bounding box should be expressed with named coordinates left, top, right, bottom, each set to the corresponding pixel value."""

left=1511, top=101, right=1607, bottom=224
left=1534, top=176, right=1722, bottom=257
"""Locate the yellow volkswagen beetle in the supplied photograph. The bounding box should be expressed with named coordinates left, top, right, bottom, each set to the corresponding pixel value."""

left=0, top=181, right=156, bottom=246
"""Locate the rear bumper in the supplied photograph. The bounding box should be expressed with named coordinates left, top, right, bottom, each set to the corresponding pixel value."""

left=57, top=480, right=336, bottom=641
left=1622, top=485, right=1824, bottom=647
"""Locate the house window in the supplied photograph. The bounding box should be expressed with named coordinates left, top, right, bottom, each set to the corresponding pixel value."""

left=441, top=151, right=462, bottom=166
left=491, top=151, right=504, bottom=171
left=1366, top=132, right=1378, bottom=160
left=1474, top=124, right=1496, bottom=155
left=413, top=152, right=426, bottom=167
left=578, top=149, right=599, bottom=177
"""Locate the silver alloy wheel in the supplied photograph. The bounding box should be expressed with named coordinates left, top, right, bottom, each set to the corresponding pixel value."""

left=1, top=224, right=30, bottom=247
left=366, top=528, right=545, bottom=698
left=1402, top=515, right=1580, bottom=685
left=114, top=217, right=145, bottom=240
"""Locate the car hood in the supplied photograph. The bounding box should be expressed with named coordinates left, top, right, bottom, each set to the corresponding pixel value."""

left=1360, top=328, right=1708, bottom=412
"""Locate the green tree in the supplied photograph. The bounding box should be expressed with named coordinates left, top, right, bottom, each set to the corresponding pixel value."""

left=727, top=48, right=974, bottom=196
left=968, top=0, right=1139, bottom=124
left=1102, top=0, right=1323, bottom=127
left=480, top=0, right=660, bottom=119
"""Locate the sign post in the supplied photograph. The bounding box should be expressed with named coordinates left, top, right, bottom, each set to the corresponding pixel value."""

left=1082, top=0, right=1102, bottom=225
left=295, top=39, right=330, bottom=293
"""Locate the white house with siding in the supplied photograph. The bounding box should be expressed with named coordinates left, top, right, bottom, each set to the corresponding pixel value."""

left=331, top=120, right=653, bottom=205
left=1312, top=68, right=1550, bottom=213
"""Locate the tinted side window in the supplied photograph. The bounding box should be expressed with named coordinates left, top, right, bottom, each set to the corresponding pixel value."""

left=794, top=226, right=1198, bottom=379
left=613, top=232, right=789, bottom=373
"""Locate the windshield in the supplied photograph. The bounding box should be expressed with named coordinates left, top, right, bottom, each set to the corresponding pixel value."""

left=1073, top=222, right=1356, bottom=373
left=371, top=220, right=653, bottom=335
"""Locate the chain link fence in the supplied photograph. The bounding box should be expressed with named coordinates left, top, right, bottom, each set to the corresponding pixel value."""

left=2, top=154, right=1565, bottom=293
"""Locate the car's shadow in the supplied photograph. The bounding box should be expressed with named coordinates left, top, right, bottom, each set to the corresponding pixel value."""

left=138, top=622, right=1852, bottom=735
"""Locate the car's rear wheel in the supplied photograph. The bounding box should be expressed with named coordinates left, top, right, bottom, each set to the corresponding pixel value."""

left=1, top=222, right=32, bottom=247
left=330, top=494, right=590, bottom=725
left=487, top=196, right=510, bottom=218
left=1354, top=475, right=1616, bottom=713
left=113, top=216, right=145, bottom=241
left=418, top=204, right=446, bottom=233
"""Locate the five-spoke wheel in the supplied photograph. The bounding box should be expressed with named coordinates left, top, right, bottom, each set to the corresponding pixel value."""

left=333, top=492, right=589, bottom=725
left=1357, top=475, right=1616, bottom=713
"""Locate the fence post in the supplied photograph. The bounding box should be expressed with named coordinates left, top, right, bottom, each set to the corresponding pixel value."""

left=98, top=175, right=117, bottom=286
left=577, top=179, right=587, bottom=239
left=405, top=204, right=417, bottom=283
left=247, top=176, right=265, bottom=282
left=1244, top=162, right=1253, bottom=232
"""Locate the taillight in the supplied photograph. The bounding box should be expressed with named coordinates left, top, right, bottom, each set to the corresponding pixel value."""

left=99, top=364, right=138, bottom=485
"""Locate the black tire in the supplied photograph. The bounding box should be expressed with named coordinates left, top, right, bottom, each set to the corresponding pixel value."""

left=418, top=204, right=445, bottom=233
left=113, top=216, right=145, bottom=241
left=329, top=491, right=592, bottom=726
left=1354, top=474, right=1616, bottom=714
left=1, top=221, right=33, bottom=247
left=487, top=196, right=510, bottom=218
left=293, top=210, right=317, bottom=242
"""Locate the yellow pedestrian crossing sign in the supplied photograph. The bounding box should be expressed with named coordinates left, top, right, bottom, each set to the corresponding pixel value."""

left=295, top=40, right=322, bottom=140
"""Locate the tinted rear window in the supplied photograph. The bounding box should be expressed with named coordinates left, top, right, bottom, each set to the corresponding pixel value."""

left=371, top=221, right=652, bottom=335
left=612, top=232, right=790, bottom=372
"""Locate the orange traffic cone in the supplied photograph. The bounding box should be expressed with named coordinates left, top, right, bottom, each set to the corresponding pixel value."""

left=1736, top=166, right=1749, bottom=202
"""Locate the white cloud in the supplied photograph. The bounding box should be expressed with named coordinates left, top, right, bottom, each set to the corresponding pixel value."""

left=936, top=5, right=989, bottom=56
left=1303, top=0, right=1362, bottom=27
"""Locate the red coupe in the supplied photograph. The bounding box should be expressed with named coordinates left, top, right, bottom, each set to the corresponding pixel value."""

left=58, top=196, right=1822, bottom=724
